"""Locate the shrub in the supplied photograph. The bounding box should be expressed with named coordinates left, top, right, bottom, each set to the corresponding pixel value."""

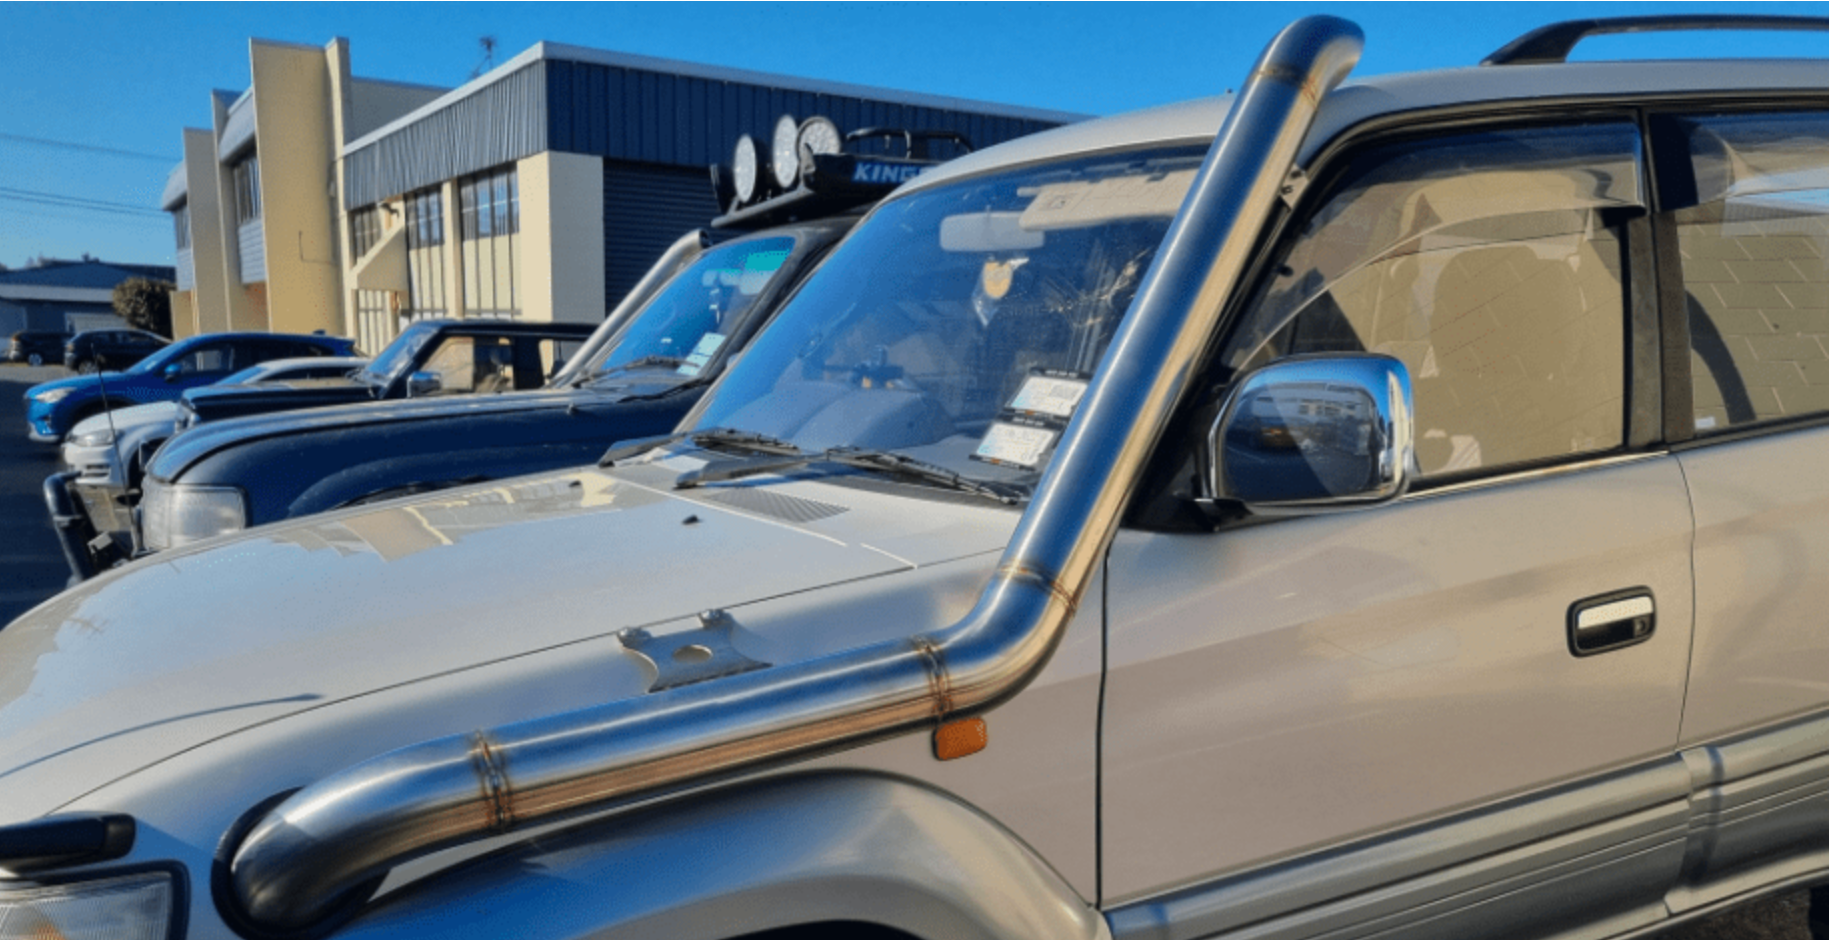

left=113, top=277, right=176, bottom=337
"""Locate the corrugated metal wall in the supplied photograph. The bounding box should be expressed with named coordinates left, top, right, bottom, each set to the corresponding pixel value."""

left=238, top=222, right=265, bottom=284
left=547, top=60, right=1059, bottom=166
left=602, top=162, right=722, bottom=308
left=346, top=55, right=1065, bottom=210
left=344, top=64, right=547, bottom=208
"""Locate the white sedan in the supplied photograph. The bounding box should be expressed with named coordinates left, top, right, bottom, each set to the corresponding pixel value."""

left=60, top=355, right=367, bottom=489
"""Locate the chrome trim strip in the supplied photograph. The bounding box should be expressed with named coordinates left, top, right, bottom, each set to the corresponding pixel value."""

left=1670, top=712, right=1829, bottom=912
left=1684, top=711, right=1828, bottom=787
left=1613, top=870, right=1827, bottom=940
left=1402, top=451, right=1668, bottom=502
left=225, top=18, right=1369, bottom=934
left=1103, top=714, right=1830, bottom=940
left=1106, top=757, right=1691, bottom=940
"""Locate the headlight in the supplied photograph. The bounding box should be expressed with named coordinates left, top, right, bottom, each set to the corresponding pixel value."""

left=0, top=871, right=174, bottom=940
left=71, top=428, right=115, bottom=447
left=33, top=388, right=74, bottom=405
left=142, top=480, right=247, bottom=551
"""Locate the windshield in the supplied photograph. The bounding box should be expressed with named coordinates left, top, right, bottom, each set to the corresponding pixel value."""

left=123, top=340, right=189, bottom=375
left=357, top=322, right=441, bottom=386
left=683, top=145, right=1205, bottom=495
left=583, top=236, right=797, bottom=382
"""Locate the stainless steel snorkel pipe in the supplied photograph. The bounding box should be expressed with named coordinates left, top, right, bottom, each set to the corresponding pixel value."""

left=549, top=229, right=710, bottom=386
left=226, top=18, right=1364, bottom=934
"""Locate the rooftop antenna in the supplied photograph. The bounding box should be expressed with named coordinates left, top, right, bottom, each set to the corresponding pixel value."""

left=468, top=36, right=498, bottom=79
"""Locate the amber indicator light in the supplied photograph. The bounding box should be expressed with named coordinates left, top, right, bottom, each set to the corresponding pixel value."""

left=933, top=717, right=988, bottom=761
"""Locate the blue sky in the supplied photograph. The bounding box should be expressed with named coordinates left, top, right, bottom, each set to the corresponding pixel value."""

left=2, top=1, right=1823, bottom=270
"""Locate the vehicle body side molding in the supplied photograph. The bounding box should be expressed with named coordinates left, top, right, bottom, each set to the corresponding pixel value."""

left=333, top=772, right=1108, bottom=940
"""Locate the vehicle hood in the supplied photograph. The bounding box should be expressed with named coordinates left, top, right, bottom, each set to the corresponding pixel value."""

left=68, top=401, right=179, bottom=439
left=167, top=382, right=375, bottom=441
left=0, top=461, right=1017, bottom=815
left=151, top=380, right=681, bottom=480
left=24, top=372, right=112, bottom=401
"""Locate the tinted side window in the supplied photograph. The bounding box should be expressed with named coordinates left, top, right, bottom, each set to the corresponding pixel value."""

left=419, top=335, right=516, bottom=394
left=1665, top=110, right=1828, bottom=434
left=1228, top=122, right=1644, bottom=479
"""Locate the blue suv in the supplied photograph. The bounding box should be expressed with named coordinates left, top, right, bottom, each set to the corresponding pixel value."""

left=24, top=331, right=358, bottom=442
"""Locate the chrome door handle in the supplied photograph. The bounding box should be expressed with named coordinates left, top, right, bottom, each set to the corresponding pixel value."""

left=1568, top=589, right=1656, bottom=656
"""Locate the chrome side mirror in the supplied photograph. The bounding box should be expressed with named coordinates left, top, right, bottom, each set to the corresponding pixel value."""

left=1204, top=353, right=1414, bottom=513
left=405, top=371, right=441, bottom=398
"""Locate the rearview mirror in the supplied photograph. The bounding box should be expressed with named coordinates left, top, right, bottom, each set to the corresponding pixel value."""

left=162, top=363, right=182, bottom=382
left=940, top=211, right=1045, bottom=253
left=1204, top=354, right=1414, bottom=513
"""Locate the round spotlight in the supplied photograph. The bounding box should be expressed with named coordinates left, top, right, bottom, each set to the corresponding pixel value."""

left=770, top=114, right=801, bottom=191
left=732, top=134, right=760, bottom=205
left=795, top=116, right=842, bottom=169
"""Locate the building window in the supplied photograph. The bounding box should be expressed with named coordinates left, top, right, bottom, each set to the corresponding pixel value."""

left=460, top=166, right=520, bottom=316
left=172, top=203, right=191, bottom=250
left=232, top=154, right=261, bottom=225
left=350, top=205, right=382, bottom=259
left=409, top=188, right=445, bottom=247
left=406, top=188, right=448, bottom=317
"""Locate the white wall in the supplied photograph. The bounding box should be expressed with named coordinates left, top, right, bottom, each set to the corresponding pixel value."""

left=516, top=151, right=606, bottom=325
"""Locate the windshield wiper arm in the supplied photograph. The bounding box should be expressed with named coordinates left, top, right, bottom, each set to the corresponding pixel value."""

left=675, top=445, right=1022, bottom=505
left=598, top=427, right=802, bottom=467
left=590, top=354, right=685, bottom=380
left=612, top=375, right=711, bottom=402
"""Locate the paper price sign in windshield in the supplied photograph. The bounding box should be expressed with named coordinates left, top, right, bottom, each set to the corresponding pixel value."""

left=973, top=422, right=1057, bottom=470
left=677, top=333, right=727, bottom=377
left=1007, top=374, right=1088, bottom=419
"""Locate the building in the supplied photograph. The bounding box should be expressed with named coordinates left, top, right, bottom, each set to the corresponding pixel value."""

left=0, top=259, right=177, bottom=338
left=162, top=37, right=1083, bottom=352
left=162, top=39, right=448, bottom=341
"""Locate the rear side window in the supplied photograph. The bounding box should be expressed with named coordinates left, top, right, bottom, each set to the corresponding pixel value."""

left=1663, top=110, right=1828, bottom=434
left=1227, top=122, right=1644, bottom=479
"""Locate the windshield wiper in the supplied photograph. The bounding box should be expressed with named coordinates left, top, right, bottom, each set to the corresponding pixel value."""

left=591, top=354, right=685, bottom=379
left=612, top=375, right=711, bottom=402
left=598, top=427, right=802, bottom=467
left=674, top=446, right=1022, bottom=505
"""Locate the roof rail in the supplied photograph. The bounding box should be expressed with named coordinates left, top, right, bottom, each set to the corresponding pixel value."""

left=1482, top=15, right=1828, bottom=67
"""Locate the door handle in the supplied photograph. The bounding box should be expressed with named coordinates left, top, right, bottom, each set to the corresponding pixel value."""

left=1568, top=589, right=1656, bottom=656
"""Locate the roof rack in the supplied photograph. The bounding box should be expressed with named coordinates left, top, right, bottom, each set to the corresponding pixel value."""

left=1482, top=14, right=1828, bottom=67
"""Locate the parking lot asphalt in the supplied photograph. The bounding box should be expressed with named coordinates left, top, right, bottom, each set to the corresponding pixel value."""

left=0, top=363, right=78, bottom=625
left=0, top=362, right=1817, bottom=936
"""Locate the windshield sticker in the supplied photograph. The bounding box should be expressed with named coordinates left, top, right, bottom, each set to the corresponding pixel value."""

left=677, top=332, right=727, bottom=376
left=979, top=258, right=1025, bottom=301
left=972, top=421, right=1057, bottom=470
left=1018, top=168, right=1198, bottom=231
left=1007, top=373, right=1088, bottom=419
left=738, top=249, right=790, bottom=295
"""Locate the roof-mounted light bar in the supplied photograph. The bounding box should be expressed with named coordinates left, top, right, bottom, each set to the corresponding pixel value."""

left=712, top=115, right=974, bottom=229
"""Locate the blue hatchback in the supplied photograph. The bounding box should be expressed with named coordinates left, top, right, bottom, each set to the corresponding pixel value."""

left=24, top=331, right=358, bottom=442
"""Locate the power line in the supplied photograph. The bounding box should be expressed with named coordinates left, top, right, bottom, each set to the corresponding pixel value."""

left=0, top=203, right=168, bottom=226
left=0, top=187, right=166, bottom=217
left=0, top=133, right=176, bottom=163
left=0, top=196, right=167, bottom=221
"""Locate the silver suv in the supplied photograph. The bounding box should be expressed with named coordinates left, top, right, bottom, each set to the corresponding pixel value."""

left=0, top=15, right=1823, bottom=940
